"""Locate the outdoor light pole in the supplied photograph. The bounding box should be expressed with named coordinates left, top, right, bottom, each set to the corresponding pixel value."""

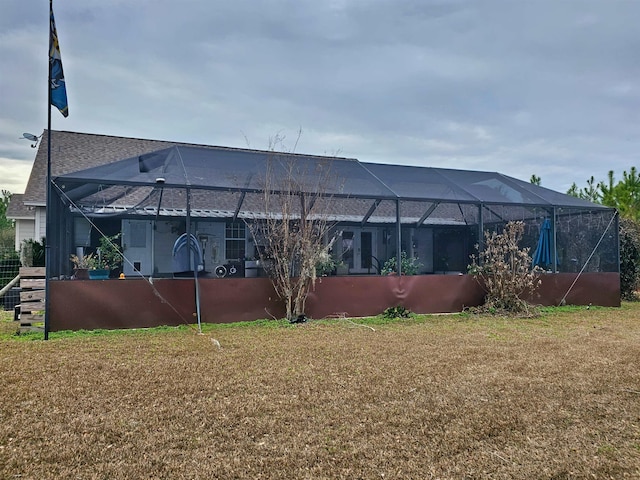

left=44, top=0, right=55, bottom=340
left=44, top=81, right=53, bottom=341
left=44, top=0, right=69, bottom=339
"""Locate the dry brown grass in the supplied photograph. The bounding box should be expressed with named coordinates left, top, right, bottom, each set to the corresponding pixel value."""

left=1, top=305, right=639, bottom=479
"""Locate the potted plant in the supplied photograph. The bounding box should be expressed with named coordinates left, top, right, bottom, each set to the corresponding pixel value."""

left=86, top=234, right=123, bottom=280
left=85, top=253, right=110, bottom=280
left=99, top=233, right=123, bottom=274
left=315, top=251, right=338, bottom=277
left=335, top=261, right=348, bottom=275
left=380, top=251, right=422, bottom=275
left=69, top=252, right=94, bottom=279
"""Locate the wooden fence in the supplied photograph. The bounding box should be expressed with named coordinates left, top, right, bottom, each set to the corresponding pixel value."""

left=14, top=267, right=46, bottom=331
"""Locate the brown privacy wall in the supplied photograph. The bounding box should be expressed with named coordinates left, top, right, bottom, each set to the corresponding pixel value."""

left=49, top=277, right=285, bottom=331
left=305, top=274, right=486, bottom=318
left=531, top=272, right=620, bottom=307
left=49, top=272, right=620, bottom=331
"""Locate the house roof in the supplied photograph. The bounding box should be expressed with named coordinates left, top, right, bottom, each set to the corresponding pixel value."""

left=55, top=140, right=605, bottom=209
left=20, top=130, right=215, bottom=206
left=6, top=193, right=33, bottom=219
left=56, top=144, right=382, bottom=200
left=14, top=130, right=610, bottom=226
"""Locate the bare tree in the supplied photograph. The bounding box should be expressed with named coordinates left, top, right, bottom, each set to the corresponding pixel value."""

left=247, top=135, right=341, bottom=320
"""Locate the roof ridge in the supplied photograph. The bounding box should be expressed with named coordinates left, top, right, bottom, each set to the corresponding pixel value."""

left=47, top=130, right=357, bottom=161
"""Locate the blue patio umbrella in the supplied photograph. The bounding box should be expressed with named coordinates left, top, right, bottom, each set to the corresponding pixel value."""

left=532, top=219, right=558, bottom=270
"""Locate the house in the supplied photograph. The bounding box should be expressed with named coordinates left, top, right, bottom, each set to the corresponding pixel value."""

left=7, top=131, right=190, bottom=252
left=7, top=130, right=620, bottom=331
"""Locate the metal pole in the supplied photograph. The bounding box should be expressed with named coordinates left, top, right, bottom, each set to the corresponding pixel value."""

left=186, top=187, right=202, bottom=333
left=396, top=199, right=402, bottom=275
left=552, top=207, right=558, bottom=273
left=478, top=203, right=484, bottom=263
left=615, top=210, right=620, bottom=275
left=44, top=2, right=53, bottom=340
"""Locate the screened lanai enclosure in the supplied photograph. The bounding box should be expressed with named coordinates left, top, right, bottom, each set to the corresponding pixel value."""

left=46, top=145, right=619, bottom=331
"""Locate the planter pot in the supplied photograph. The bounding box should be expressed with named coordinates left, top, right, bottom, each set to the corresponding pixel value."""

left=89, top=269, right=110, bottom=280
left=336, top=265, right=349, bottom=275
left=73, top=268, right=90, bottom=280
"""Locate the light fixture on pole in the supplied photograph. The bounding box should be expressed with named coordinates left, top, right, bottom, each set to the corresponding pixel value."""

left=21, top=132, right=42, bottom=148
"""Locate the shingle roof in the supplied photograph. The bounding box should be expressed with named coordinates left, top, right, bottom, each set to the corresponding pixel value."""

left=22, top=130, right=358, bottom=205
left=6, top=193, right=33, bottom=219
left=21, top=130, right=210, bottom=205
left=57, top=140, right=607, bottom=210
left=21, top=130, right=609, bottom=220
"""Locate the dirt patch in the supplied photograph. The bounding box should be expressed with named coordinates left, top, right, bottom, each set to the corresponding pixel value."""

left=1, top=306, right=639, bottom=478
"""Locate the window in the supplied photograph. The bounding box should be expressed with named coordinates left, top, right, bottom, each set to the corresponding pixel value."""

left=225, top=222, right=246, bottom=260
left=74, top=217, right=91, bottom=247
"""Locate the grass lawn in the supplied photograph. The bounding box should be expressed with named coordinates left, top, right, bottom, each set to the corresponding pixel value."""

left=1, top=305, right=639, bottom=479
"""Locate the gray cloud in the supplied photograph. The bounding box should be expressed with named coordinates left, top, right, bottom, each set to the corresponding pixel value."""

left=2, top=0, right=639, bottom=195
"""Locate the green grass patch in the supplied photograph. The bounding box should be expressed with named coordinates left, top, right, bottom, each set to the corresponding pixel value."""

left=0, top=302, right=636, bottom=342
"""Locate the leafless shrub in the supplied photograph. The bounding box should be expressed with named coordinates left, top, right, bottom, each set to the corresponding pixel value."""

left=246, top=134, right=341, bottom=320
left=469, top=221, right=542, bottom=316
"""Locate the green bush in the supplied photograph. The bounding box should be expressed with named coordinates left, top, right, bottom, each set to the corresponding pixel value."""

left=314, top=250, right=338, bottom=276
left=382, top=306, right=412, bottom=319
left=97, top=233, right=123, bottom=271
left=0, top=247, right=19, bottom=262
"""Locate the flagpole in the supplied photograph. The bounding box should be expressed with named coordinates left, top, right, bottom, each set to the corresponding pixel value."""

left=44, top=0, right=54, bottom=340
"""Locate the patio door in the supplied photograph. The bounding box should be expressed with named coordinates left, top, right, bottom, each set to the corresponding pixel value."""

left=340, top=228, right=377, bottom=274
left=122, top=220, right=153, bottom=276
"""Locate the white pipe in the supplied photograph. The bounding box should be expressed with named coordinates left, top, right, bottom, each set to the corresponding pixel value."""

left=0, top=274, right=20, bottom=299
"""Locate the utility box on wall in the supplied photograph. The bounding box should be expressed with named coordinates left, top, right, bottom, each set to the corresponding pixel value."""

left=244, top=260, right=259, bottom=277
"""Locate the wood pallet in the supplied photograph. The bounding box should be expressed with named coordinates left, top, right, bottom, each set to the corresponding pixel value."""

left=14, top=267, right=45, bottom=332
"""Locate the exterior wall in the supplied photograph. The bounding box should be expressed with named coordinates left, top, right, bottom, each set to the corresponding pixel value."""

left=14, top=219, right=35, bottom=252
left=152, top=220, right=178, bottom=274
left=414, top=227, right=434, bottom=273
left=55, top=216, right=619, bottom=281
left=149, top=220, right=228, bottom=276
left=34, top=207, right=46, bottom=241
left=73, top=217, right=92, bottom=247
left=49, top=272, right=620, bottom=331
left=194, top=221, right=226, bottom=271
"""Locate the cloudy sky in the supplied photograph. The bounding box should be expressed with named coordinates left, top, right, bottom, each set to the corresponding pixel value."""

left=1, top=0, right=639, bottom=195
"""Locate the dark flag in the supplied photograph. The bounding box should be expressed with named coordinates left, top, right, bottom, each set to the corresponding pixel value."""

left=49, top=0, right=68, bottom=117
